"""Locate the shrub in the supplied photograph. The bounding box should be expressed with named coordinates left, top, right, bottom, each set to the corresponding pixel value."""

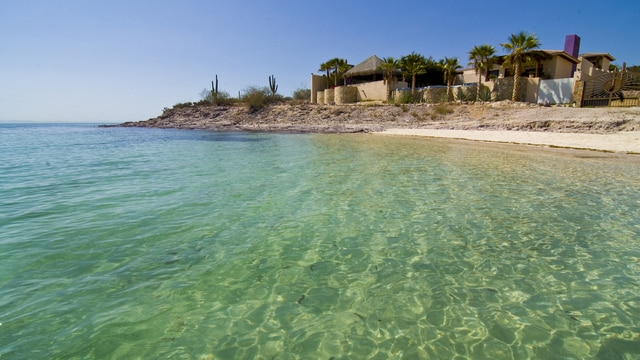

left=478, top=87, right=492, bottom=102
left=241, top=87, right=268, bottom=112
left=398, top=90, right=425, bottom=104
left=172, top=102, right=194, bottom=109
left=292, top=88, right=311, bottom=101
left=455, top=87, right=474, bottom=102
left=240, top=86, right=286, bottom=112
left=215, top=91, right=235, bottom=106
left=200, top=88, right=235, bottom=106
left=434, top=103, right=453, bottom=115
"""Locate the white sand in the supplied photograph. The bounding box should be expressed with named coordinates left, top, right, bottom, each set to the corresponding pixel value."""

left=376, top=129, right=640, bottom=154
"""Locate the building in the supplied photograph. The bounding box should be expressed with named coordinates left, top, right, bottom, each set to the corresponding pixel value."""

left=311, top=35, right=637, bottom=107
left=311, top=55, right=407, bottom=104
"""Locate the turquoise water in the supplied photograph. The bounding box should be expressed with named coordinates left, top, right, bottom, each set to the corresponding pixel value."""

left=1, top=123, right=640, bottom=359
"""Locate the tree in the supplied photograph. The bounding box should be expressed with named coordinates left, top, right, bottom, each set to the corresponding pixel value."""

left=440, top=57, right=462, bottom=101
left=292, top=88, right=311, bottom=101
left=318, top=58, right=350, bottom=87
left=333, top=58, right=350, bottom=86
left=318, top=61, right=332, bottom=89
left=400, top=52, right=428, bottom=94
left=378, top=57, right=399, bottom=102
left=501, top=31, right=541, bottom=101
left=468, top=44, right=496, bottom=101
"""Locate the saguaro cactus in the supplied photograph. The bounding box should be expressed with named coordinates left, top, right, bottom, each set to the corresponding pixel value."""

left=268, top=75, right=278, bottom=96
left=211, top=75, right=219, bottom=105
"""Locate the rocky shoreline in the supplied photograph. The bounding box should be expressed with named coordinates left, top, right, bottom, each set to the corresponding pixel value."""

left=111, top=102, right=640, bottom=134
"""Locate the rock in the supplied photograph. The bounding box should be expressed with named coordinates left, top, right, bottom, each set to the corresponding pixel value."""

left=107, top=103, right=640, bottom=134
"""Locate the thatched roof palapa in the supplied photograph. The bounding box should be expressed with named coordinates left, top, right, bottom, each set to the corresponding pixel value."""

left=344, top=55, right=384, bottom=77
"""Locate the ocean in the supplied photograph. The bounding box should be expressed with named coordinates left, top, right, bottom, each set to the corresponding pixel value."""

left=1, top=123, right=639, bottom=359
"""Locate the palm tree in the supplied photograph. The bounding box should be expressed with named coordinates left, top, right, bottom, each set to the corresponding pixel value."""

left=440, top=57, right=462, bottom=101
left=318, top=61, right=332, bottom=89
left=318, top=58, right=349, bottom=88
left=468, top=44, right=496, bottom=101
left=400, top=52, right=428, bottom=94
left=334, top=58, right=351, bottom=86
left=379, top=57, right=399, bottom=102
left=501, top=32, right=541, bottom=101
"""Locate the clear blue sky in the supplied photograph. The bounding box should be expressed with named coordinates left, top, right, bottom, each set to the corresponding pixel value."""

left=1, top=0, right=638, bottom=122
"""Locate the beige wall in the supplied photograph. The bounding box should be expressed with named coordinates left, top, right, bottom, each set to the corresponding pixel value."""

left=577, top=57, right=611, bottom=81
left=543, top=57, right=574, bottom=79
left=310, top=74, right=326, bottom=104
left=460, top=69, right=480, bottom=84
left=525, top=78, right=540, bottom=103
left=355, top=80, right=388, bottom=101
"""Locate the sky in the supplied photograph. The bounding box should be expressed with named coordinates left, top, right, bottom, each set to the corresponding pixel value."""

left=1, top=0, right=639, bottom=123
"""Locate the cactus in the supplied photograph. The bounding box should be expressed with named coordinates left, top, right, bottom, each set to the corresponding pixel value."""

left=211, top=75, right=219, bottom=105
left=268, top=74, right=278, bottom=96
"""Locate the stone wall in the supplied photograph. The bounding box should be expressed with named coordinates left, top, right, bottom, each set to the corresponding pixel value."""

left=491, top=77, right=528, bottom=101
left=394, top=89, right=424, bottom=103
left=453, top=85, right=477, bottom=102
left=334, top=86, right=358, bottom=104
left=316, top=91, right=325, bottom=105
left=423, top=87, right=449, bottom=103
left=573, top=80, right=584, bottom=107
left=324, top=88, right=335, bottom=104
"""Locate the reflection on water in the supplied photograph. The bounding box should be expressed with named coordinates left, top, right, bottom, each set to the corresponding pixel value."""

left=1, top=127, right=639, bottom=359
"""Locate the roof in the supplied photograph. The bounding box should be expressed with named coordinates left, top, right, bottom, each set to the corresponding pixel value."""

left=580, top=52, right=616, bottom=61
left=542, top=50, right=579, bottom=64
left=344, top=55, right=384, bottom=77
left=493, top=50, right=579, bottom=64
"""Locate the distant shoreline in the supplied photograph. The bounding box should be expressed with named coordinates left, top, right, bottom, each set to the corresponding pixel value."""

left=108, top=102, right=640, bottom=152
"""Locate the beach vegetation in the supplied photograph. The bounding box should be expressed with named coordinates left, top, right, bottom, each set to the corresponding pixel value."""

left=362, top=102, right=382, bottom=107
left=170, top=101, right=196, bottom=109
left=434, top=103, right=454, bottom=115
left=292, top=88, right=311, bottom=101
left=397, top=90, right=421, bottom=104
left=478, top=86, right=492, bottom=102
left=211, top=75, right=220, bottom=105
left=455, top=87, right=474, bottom=102
left=268, top=75, right=278, bottom=96
left=501, top=32, right=541, bottom=101
left=468, top=44, right=497, bottom=101
left=400, top=52, right=428, bottom=94
left=241, top=86, right=270, bottom=113
left=199, top=88, right=234, bottom=106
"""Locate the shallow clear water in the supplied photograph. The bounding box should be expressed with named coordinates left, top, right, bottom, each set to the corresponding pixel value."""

left=1, top=123, right=640, bottom=359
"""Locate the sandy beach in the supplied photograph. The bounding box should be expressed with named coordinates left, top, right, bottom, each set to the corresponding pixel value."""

left=376, top=129, right=640, bottom=154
